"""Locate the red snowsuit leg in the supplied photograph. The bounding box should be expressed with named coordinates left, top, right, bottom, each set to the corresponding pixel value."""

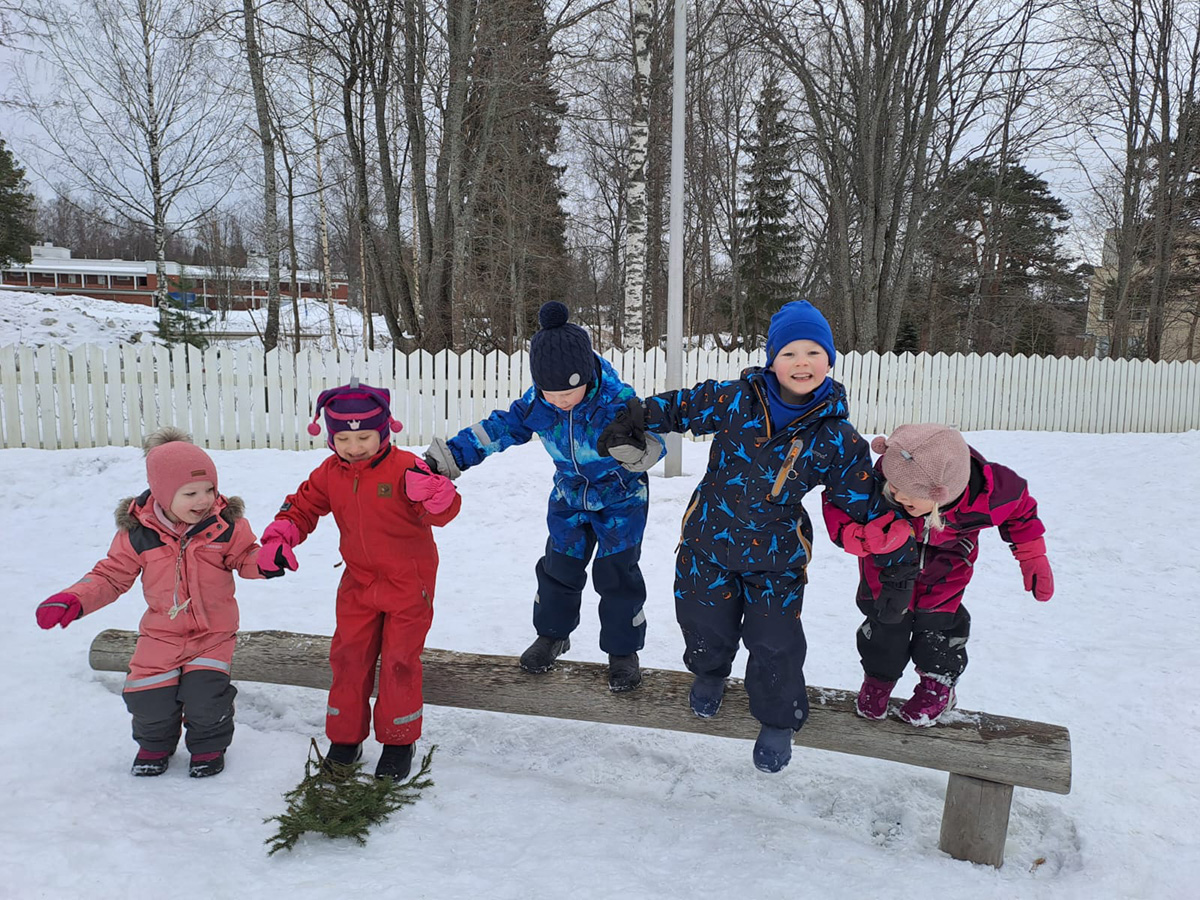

left=326, top=567, right=434, bottom=746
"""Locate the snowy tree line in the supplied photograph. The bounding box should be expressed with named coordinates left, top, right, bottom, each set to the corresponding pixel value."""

left=3, top=0, right=1200, bottom=360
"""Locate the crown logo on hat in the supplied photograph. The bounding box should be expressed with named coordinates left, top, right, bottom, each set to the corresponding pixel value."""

left=349, top=420, right=361, bottom=430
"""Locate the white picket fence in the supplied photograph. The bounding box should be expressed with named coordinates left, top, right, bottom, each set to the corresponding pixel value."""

left=0, top=343, right=1197, bottom=451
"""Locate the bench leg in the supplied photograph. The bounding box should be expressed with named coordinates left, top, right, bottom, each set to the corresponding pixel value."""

left=938, top=772, right=1013, bottom=868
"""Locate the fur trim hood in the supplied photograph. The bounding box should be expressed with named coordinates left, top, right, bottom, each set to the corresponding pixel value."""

left=115, top=492, right=246, bottom=531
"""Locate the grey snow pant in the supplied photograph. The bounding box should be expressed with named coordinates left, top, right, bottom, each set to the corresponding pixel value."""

left=122, top=670, right=237, bottom=754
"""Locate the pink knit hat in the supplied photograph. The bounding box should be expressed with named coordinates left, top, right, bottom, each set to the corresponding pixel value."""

left=871, top=424, right=969, bottom=506
left=144, top=427, right=218, bottom=506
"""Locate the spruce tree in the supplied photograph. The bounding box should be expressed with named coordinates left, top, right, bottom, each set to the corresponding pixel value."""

left=0, top=137, right=38, bottom=267
left=737, top=72, right=802, bottom=344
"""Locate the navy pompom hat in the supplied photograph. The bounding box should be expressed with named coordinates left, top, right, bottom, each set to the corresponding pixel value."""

left=306, top=380, right=403, bottom=448
left=529, top=301, right=596, bottom=392
left=765, top=300, right=837, bottom=367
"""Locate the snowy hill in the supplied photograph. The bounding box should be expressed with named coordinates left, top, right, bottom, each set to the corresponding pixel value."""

left=1, top=293, right=1198, bottom=898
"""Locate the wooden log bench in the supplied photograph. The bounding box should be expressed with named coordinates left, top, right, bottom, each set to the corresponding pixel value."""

left=89, top=628, right=1071, bottom=867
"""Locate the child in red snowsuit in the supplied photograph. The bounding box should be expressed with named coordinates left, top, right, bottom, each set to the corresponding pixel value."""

left=36, top=427, right=265, bottom=779
left=259, top=381, right=461, bottom=780
left=822, top=424, right=1053, bottom=726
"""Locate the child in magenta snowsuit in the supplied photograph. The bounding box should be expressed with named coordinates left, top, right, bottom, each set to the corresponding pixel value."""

left=822, top=424, right=1053, bottom=726
left=259, top=381, right=461, bottom=780
left=35, top=428, right=265, bottom=778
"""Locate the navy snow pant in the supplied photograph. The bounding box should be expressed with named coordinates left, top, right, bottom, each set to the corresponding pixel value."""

left=123, top=670, right=237, bottom=754
left=856, top=600, right=971, bottom=684
left=533, top=494, right=648, bottom=655
left=674, top=543, right=809, bottom=730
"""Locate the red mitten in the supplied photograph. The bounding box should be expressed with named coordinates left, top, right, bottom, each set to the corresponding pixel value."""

left=404, top=458, right=458, bottom=515
left=1012, top=538, right=1054, bottom=601
left=36, top=593, right=82, bottom=629
left=840, top=512, right=914, bottom=557
left=258, top=519, right=301, bottom=575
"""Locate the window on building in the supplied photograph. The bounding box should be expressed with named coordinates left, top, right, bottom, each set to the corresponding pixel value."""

left=111, top=275, right=135, bottom=287
left=84, top=274, right=106, bottom=286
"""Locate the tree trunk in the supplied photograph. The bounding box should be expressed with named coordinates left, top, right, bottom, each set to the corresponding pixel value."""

left=623, top=0, right=652, bottom=349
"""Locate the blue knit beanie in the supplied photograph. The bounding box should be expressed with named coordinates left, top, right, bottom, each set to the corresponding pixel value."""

left=529, top=302, right=596, bottom=392
left=765, top=300, right=836, bottom=366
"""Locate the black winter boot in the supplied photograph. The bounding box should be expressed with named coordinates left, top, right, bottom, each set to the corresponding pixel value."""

left=188, top=750, right=225, bottom=778
left=320, top=742, right=363, bottom=776
left=131, top=748, right=170, bottom=777
left=375, top=743, right=415, bottom=781
left=519, top=635, right=571, bottom=673
left=608, top=652, right=642, bottom=692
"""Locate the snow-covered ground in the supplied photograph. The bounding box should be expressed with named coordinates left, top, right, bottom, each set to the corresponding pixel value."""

left=0, top=288, right=384, bottom=350
left=2, top=431, right=1198, bottom=899
left=2, top=290, right=1198, bottom=898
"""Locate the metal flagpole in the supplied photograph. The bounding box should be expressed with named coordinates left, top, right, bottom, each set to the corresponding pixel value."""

left=664, top=0, right=686, bottom=477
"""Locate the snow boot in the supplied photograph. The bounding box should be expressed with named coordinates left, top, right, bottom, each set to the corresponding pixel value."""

left=856, top=675, right=898, bottom=721
left=519, top=635, right=571, bottom=674
left=375, top=743, right=415, bottom=782
left=689, top=674, right=726, bottom=718
left=320, top=742, right=363, bottom=776
left=897, top=671, right=956, bottom=727
left=189, top=750, right=225, bottom=778
left=752, top=725, right=794, bottom=773
left=608, top=653, right=642, bottom=692
left=131, top=748, right=170, bottom=777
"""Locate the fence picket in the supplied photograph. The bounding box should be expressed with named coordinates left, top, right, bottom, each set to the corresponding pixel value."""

left=71, top=343, right=91, bottom=448
left=0, top=346, right=20, bottom=447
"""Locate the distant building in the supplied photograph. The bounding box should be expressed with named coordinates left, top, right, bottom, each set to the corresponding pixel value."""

left=1, top=243, right=350, bottom=310
left=1084, top=230, right=1200, bottom=361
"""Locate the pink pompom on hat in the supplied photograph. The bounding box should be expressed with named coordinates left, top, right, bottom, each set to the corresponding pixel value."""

left=871, top=424, right=970, bottom=506
left=143, top=427, right=218, bottom=506
left=306, top=378, right=403, bottom=447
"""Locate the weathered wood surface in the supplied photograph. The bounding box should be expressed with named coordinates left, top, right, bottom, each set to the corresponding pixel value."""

left=939, top=773, right=1015, bottom=867
left=89, top=629, right=1071, bottom=794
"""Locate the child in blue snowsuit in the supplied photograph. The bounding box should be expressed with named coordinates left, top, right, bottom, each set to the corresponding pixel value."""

left=423, top=301, right=666, bottom=692
left=599, top=301, right=917, bottom=772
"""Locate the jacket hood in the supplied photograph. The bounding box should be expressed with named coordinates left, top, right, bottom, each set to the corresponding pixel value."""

left=115, top=491, right=245, bottom=532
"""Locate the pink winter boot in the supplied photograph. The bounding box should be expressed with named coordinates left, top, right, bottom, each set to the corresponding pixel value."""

left=855, top=675, right=898, bottom=720
left=897, top=671, right=956, bottom=727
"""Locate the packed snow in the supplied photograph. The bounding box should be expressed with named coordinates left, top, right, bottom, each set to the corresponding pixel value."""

left=1, top=291, right=1198, bottom=899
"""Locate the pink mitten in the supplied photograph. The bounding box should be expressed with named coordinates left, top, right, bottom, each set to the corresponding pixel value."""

left=840, top=512, right=914, bottom=557
left=404, top=459, right=458, bottom=515
left=259, top=519, right=301, bottom=575
left=1012, top=538, right=1054, bottom=601
left=36, top=593, right=82, bottom=629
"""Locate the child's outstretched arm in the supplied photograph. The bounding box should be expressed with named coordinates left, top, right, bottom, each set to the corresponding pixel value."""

left=424, top=390, right=539, bottom=477
left=597, top=398, right=667, bottom=471
left=404, top=457, right=462, bottom=525
left=642, top=379, right=731, bottom=436
left=259, top=469, right=333, bottom=577
left=218, top=505, right=267, bottom=581
left=35, top=530, right=143, bottom=627
left=989, top=463, right=1053, bottom=601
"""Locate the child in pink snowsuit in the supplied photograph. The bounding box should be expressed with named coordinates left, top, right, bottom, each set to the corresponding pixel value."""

left=259, top=381, right=461, bottom=781
left=822, top=424, right=1053, bottom=726
left=36, top=428, right=265, bottom=778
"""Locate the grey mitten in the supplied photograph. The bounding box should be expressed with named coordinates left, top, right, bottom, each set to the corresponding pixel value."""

left=423, top=437, right=462, bottom=480
left=609, top=438, right=662, bottom=472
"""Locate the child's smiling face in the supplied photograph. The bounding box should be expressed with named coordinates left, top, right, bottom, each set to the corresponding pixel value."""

left=333, top=429, right=382, bottom=462
left=542, top=385, right=587, bottom=411
left=168, top=480, right=216, bottom=525
left=770, top=339, right=831, bottom=401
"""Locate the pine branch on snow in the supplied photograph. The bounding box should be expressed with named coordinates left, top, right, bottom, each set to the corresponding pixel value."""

left=264, top=738, right=435, bottom=855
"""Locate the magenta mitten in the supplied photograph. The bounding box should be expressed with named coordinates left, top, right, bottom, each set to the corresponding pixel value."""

left=404, top=459, right=458, bottom=515
left=258, top=519, right=301, bottom=576
left=1012, top=538, right=1054, bottom=601
left=36, top=593, right=82, bottom=629
left=840, top=512, right=913, bottom=557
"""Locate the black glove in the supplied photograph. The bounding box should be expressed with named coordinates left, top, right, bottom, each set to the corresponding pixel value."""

left=598, top=398, right=647, bottom=457
left=423, top=453, right=442, bottom=475
left=874, top=562, right=917, bottom=624
left=258, top=545, right=291, bottom=579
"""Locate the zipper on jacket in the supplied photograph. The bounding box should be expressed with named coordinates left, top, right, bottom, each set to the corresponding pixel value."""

left=768, top=439, right=805, bottom=501
left=167, top=536, right=192, bottom=620
left=568, top=407, right=592, bottom=511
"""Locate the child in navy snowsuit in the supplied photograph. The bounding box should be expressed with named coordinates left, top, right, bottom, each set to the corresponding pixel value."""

left=822, top=424, right=1053, bottom=726
left=599, top=301, right=917, bottom=772
left=423, top=302, right=666, bottom=692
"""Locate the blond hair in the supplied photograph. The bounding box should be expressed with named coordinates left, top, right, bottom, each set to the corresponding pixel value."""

left=883, top=481, right=945, bottom=533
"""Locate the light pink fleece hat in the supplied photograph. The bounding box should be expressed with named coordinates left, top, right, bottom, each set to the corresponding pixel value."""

left=871, top=424, right=969, bottom=506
